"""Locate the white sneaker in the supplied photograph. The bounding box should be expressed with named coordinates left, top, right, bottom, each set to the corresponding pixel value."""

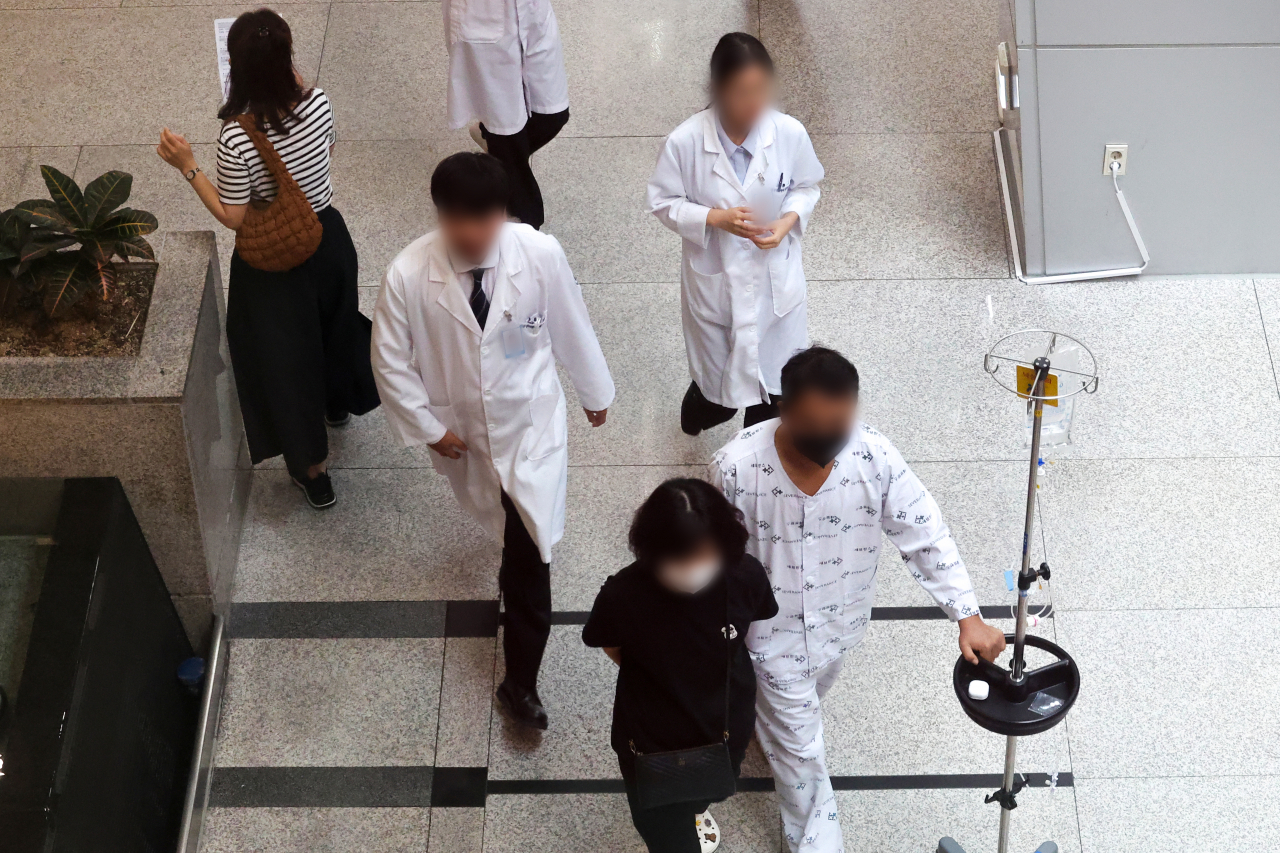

left=468, top=121, right=488, bottom=152
left=695, top=810, right=721, bottom=853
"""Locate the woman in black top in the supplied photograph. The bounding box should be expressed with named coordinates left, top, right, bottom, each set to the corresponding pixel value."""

left=583, top=478, right=779, bottom=853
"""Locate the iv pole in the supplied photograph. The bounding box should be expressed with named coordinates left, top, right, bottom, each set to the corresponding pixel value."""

left=940, top=331, right=1096, bottom=853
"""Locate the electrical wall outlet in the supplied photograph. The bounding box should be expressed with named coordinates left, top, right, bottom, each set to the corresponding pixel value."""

left=1103, top=144, right=1128, bottom=176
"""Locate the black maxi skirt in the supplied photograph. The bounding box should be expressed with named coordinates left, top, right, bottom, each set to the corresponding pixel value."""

left=226, top=206, right=380, bottom=476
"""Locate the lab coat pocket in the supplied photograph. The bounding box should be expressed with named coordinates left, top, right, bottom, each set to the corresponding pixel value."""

left=526, top=392, right=566, bottom=461
left=768, top=238, right=805, bottom=317
left=453, top=0, right=506, bottom=43
left=684, top=264, right=731, bottom=326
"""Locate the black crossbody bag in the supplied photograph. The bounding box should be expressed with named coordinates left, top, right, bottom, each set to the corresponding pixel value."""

left=629, top=581, right=737, bottom=810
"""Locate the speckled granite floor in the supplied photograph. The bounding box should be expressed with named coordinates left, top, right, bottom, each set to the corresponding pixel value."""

left=5, top=0, right=1280, bottom=850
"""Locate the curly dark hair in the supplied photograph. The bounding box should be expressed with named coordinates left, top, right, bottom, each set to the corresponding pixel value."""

left=628, top=478, right=749, bottom=569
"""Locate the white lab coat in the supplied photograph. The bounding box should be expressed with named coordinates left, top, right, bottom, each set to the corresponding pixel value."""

left=443, top=0, right=569, bottom=136
left=648, top=109, right=824, bottom=409
left=371, top=223, right=615, bottom=562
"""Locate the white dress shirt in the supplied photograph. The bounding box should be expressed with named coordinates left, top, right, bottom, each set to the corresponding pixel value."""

left=448, top=241, right=500, bottom=301
left=710, top=419, right=980, bottom=684
left=715, top=114, right=760, bottom=185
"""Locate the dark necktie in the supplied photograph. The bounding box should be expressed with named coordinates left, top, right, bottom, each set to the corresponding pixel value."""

left=469, top=267, right=490, bottom=330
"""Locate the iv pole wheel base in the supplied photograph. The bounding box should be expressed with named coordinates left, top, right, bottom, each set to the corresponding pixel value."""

left=937, top=841, right=1058, bottom=853
left=953, top=634, right=1080, bottom=736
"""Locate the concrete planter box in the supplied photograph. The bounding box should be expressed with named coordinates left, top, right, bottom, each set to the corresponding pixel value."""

left=0, top=232, right=249, bottom=645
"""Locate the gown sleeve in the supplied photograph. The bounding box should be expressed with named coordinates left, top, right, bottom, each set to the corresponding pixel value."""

left=878, top=438, right=980, bottom=621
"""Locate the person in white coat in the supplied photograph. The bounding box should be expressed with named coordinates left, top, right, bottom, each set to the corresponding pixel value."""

left=372, top=153, right=614, bottom=729
left=444, top=0, right=570, bottom=230
left=711, top=347, right=1008, bottom=853
left=647, top=33, right=824, bottom=437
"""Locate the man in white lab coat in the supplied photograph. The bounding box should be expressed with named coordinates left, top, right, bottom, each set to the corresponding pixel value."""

left=443, top=0, right=569, bottom=230
left=372, top=153, right=614, bottom=729
left=710, top=347, right=1007, bottom=853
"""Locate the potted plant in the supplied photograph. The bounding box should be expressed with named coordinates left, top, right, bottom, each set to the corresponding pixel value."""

left=0, top=166, right=158, bottom=357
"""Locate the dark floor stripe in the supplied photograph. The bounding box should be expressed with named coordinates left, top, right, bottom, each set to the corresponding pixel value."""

left=209, top=768, right=1073, bottom=807
left=228, top=601, right=447, bottom=639
left=488, top=778, right=628, bottom=794
left=485, top=772, right=1072, bottom=796
left=447, top=600, right=502, bottom=638
left=551, top=606, right=1048, bottom=627
left=209, top=766, right=434, bottom=807
left=224, top=602, right=1050, bottom=640
left=873, top=605, right=1052, bottom=621
left=550, top=611, right=592, bottom=625
left=432, top=766, right=489, bottom=807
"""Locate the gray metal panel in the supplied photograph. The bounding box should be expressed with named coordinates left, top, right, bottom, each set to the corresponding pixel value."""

left=1015, top=0, right=1036, bottom=46
left=1036, top=45, right=1280, bottom=275
left=1016, top=47, right=1047, bottom=274
left=1032, top=0, right=1280, bottom=46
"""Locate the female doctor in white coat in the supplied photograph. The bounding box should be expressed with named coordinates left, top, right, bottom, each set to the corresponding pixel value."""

left=444, top=0, right=569, bottom=230
left=647, top=33, right=824, bottom=436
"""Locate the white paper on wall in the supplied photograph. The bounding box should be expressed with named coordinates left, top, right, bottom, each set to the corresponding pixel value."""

left=215, top=17, right=236, bottom=99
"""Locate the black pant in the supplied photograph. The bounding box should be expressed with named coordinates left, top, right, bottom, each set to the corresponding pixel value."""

left=498, top=491, right=551, bottom=691
left=482, top=110, right=570, bottom=230
left=619, top=753, right=742, bottom=853
left=226, top=206, right=380, bottom=479
left=680, top=380, right=780, bottom=435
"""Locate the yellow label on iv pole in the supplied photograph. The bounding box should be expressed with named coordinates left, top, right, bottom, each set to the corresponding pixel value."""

left=1016, top=365, right=1058, bottom=406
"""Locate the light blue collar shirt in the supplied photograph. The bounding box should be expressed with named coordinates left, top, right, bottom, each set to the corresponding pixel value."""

left=715, top=114, right=761, bottom=186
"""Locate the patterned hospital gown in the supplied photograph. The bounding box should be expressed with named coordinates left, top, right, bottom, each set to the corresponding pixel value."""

left=710, top=419, right=980, bottom=853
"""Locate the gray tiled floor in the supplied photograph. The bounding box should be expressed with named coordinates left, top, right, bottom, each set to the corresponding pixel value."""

left=7, top=0, right=1276, bottom=849
left=201, top=807, right=432, bottom=853
left=215, top=637, right=445, bottom=766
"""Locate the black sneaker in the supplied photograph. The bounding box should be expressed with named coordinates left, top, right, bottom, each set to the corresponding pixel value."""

left=325, top=410, right=351, bottom=427
left=292, top=472, right=336, bottom=509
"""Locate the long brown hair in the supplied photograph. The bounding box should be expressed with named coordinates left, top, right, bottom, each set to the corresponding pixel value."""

left=217, top=9, right=306, bottom=136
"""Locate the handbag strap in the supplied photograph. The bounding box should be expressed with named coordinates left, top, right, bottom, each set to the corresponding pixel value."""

left=234, top=115, right=300, bottom=190
left=720, top=568, right=732, bottom=742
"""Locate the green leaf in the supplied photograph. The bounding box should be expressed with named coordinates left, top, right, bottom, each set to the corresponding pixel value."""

left=82, top=171, right=133, bottom=227
left=79, top=237, right=114, bottom=266
left=0, top=209, right=28, bottom=249
left=19, top=235, right=76, bottom=263
left=13, top=200, right=77, bottom=234
left=37, top=254, right=91, bottom=317
left=116, top=236, right=155, bottom=261
left=40, top=165, right=87, bottom=228
left=85, top=258, right=116, bottom=301
left=97, top=208, right=158, bottom=239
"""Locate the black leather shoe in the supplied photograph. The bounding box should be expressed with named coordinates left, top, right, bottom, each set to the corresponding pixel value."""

left=292, top=472, right=336, bottom=509
left=325, top=410, right=351, bottom=427
left=495, top=679, right=549, bottom=730
left=680, top=382, right=705, bottom=436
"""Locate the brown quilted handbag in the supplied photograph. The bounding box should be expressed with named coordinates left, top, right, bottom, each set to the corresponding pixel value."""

left=232, top=114, right=323, bottom=272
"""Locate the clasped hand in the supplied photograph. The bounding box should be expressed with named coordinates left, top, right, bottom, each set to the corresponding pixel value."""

left=707, top=207, right=798, bottom=250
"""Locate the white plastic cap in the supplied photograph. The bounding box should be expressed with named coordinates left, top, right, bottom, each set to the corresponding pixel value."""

left=968, top=680, right=990, bottom=701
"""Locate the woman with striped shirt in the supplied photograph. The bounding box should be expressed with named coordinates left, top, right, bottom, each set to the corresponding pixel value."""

left=156, top=8, right=378, bottom=509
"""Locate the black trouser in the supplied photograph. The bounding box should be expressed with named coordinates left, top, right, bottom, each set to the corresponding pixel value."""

left=481, top=109, right=570, bottom=230
left=498, top=491, right=551, bottom=691
left=619, top=753, right=742, bottom=853
left=680, top=380, right=780, bottom=435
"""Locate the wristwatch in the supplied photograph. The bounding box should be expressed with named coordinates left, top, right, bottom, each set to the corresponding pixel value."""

left=184, top=166, right=202, bottom=181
